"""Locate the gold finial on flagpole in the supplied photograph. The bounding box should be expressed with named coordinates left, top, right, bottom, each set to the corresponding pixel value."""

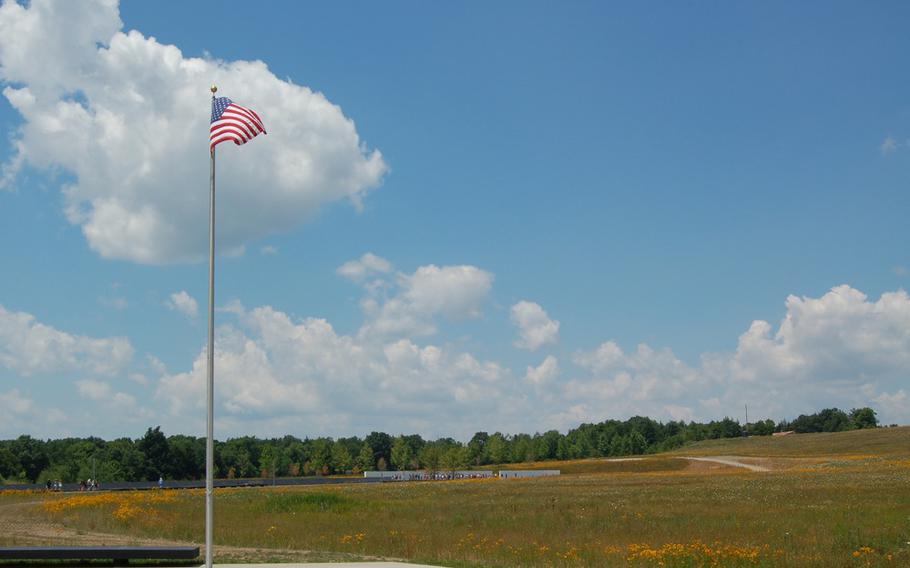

left=210, top=84, right=217, bottom=96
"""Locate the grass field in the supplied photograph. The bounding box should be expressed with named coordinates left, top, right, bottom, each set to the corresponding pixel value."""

left=667, top=425, right=910, bottom=458
left=1, top=428, right=908, bottom=567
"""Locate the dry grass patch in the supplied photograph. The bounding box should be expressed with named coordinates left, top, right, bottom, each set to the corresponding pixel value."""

left=3, top=460, right=908, bottom=567
left=498, top=456, right=688, bottom=475
left=3, top=430, right=908, bottom=567
left=669, top=426, right=910, bottom=458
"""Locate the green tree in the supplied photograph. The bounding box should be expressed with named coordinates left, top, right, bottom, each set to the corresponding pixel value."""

left=627, top=416, right=660, bottom=445
left=220, top=439, right=256, bottom=478
left=708, top=418, right=743, bottom=439
left=95, top=459, right=126, bottom=483
left=401, top=434, right=425, bottom=468
left=364, top=432, right=392, bottom=470
left=0, top=446, right=20, bottom=480
left=308, top=438, right=332, bottom=475
left=67, top=440, right=102, bottom=482
left=487, top=433, right=509, bottom=464
left=597, top=431, right=614, bottom=456
left=628, top=431, right=647, bottom=455
left=37, top=464, right=70, bottom=484
left=104, top=438, right=145, bottom=481
left=331, top=441, right=352, bottom=473
left=748, top=419, right=776, bottom=436
left=259, top=444, right=278, bottom=478
left=467, top=432, right=489, bottom=465
left=791, top=408, right=851, bottom=433
left=391, top=436, right=414, bottom=471
left=137, top=426, right=171, bottom=480
left=283, top=440, right=307, bottom=476
left=818, top=408, right=851, bottom=432
left=849, top=407, right=878, bottom=430
left=168, top=435, right=205, bottom=480
left=555, top=436, right=570, bottom=460
left=609, top=435, right=627, bottom=456
left=418, top=444, right=442, bottom=475
left=11, top=435, right=49, bottom=482
left=511, top=434, right=535, bottom=463
left=355, top=444, right=375, bottom=472
left=441, top=445, right=469, bottom=474
left=535, top=430, right=561, bottom=460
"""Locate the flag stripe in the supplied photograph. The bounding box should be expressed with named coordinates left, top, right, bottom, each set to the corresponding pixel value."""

left=210, top=97, right=266, bottom=151
left=223, top=105, right=264, bottom=133
left=210, top=125, right=252, bottom=142
left=225, top=106, right=265, bottom=132
left=211, top=119, right=255, bottom=139
left=221, top=111, right=260, bottom=134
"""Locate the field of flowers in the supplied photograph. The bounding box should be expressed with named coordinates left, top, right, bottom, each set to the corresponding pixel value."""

left=3, top=435, right=909, bottom=567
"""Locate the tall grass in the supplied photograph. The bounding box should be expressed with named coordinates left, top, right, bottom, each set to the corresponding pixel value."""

left=8, top=452, right=909, bottom=567
left=668, top=425, right=910, bottom=458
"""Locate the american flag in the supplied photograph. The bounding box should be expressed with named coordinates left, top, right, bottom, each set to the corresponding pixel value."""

left=210, top=97, right=266, bottom=151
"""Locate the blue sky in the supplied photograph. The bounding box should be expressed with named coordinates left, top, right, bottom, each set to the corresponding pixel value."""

left=0, top=0, right=908, bottom=440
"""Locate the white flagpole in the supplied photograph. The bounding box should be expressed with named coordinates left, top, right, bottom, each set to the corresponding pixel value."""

left=205, top=84, right=217, bottom=568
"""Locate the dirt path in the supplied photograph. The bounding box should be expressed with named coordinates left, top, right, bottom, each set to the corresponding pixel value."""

left=683, top=456, right=770, bottom=472
left=0, top=500, right=386, bottom=563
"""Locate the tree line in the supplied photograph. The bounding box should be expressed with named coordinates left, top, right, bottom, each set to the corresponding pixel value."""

left=0, top=407, right=880, bottom=483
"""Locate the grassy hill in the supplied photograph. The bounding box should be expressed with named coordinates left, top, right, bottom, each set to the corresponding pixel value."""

left=497, top=456, right=688, bottom=474
left=12, top=439, right=910, bottom=567
left=5, top=427, right=909, bottom=566
left=666, top=425, right=910, bottom=458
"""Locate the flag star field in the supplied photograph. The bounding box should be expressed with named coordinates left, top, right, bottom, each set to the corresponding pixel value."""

left=0, top=0, right=908, bottom=440
left=210, top=97, right=265, bottom=150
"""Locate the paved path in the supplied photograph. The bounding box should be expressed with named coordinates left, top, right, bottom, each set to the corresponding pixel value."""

left=683, top=456, right=770, bottom=472
left=7, top=560, right=439, bottom=568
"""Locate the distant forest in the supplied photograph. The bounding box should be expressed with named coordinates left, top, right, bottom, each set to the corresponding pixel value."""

left=0, top=407, right=881, bottom=484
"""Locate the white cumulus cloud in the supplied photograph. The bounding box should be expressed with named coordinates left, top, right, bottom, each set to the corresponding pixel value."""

left=718, top=285, right=910, bottom=385
left=0, top=0, right=386, bottom=264
left=7, top=272, right=910, bottom=437
left=0, top=388, right=32, bottom=415
left=344, top=257, right=494, bottom=338
left=510, top=300, right=560, bottom=350
left=404, top=265, right=493, bottom=319
left=569, top=341, right=703, bottom=412
left=337, top=252, right=393, bottom=282
left=0, top=388, right=68, bottom=438
left=561, top=285, right=910, bottom=427
left=872, top=390, right=907, bottom=424
left=525, top=355, right=559, bottom=385
left=166, top=290, right=199, bottom=319
left=0, top=304, right=133, bottom=376
left=880, top=136, right=900, bottom=155
left=155, top=303, right=519, bottom=438
left=76, top=379, right=136, bottom=407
